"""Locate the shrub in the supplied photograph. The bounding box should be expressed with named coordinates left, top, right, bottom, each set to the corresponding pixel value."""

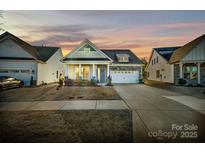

left=178, top=78, right=187, bottom=85
left=106, top=75, right=112, bottom=86
left=91, top=77, right=97, bottom=86
left=64, top=79, right=74, bottom=86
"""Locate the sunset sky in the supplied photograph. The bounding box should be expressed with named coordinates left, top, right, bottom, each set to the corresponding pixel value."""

left=1, top=10, right=205, bottom=60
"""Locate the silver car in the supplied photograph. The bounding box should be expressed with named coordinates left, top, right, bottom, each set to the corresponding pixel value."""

left=0, top=76, right=24, bottom=90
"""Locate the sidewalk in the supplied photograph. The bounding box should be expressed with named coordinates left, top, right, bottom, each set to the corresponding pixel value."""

left=0, top=100, right=129, bottom=111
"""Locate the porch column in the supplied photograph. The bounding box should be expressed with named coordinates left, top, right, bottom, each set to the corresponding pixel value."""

left=92, top=64, right=96, bottom=78
left=179, top=63, right=183, bottom=78
left=65, top=64, right=69, bottom=79
left=107, top=64, right=110, bottom=77
left=79, top=64, right=82, bottom=79
left=197, top=63, right=201, bottom=84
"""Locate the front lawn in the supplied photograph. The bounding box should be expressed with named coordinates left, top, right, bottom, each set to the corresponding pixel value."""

left=0, top=110, right=132, bottom=143
left=0, top=84, right=121, bottom=102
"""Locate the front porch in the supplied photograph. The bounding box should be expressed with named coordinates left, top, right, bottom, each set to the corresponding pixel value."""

left=174, top=62, right=205, bottom=86
left=65, top=63, right=110, bottom=83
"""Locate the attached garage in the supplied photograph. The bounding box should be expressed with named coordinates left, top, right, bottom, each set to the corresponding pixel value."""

left=101, top=49, right=143, bottom=84
left=0, top=60, right=38, bottom=86
left=0, top=31, right=64, bottom=87
left=111, top=71, right=139, bottom=83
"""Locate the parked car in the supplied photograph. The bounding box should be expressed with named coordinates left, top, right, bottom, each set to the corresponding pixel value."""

left=0, top=76, right=24, bottom=90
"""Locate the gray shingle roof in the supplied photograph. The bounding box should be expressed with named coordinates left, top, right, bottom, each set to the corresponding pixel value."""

left=0, top=31, right=60, bottom=62
left=33, top=46, right=59, bottom=62
left=101, top=49, right=143, bottom=64
left=154, top=46, right=181, bottom=61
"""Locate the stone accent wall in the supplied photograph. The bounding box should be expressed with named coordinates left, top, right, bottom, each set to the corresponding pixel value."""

left=174, top=64, right=180, bottom=84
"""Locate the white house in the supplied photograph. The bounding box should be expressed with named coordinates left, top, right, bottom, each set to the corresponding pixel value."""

left=0, top=32, right=64, bottom=86
left=146, top=34, right=205, bottom=86
left=145, top=47, right=181, bottom=83
left=62, top=39, right=143, bottom=83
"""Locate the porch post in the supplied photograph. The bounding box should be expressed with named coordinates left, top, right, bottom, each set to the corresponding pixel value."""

left=92, top=64, right=96, bottom=78
left=197, top=63, right=201, bottom=84
left=107, top=64, right=110, bottom=77
left=179, top=63, right=183, bottom=78
left=65, top=64, right=69, bottom=79
left=79, top=64, right=82, bottom=79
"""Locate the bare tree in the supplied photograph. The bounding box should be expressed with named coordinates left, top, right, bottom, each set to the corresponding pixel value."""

left=0, top=12, right=4, bottom=31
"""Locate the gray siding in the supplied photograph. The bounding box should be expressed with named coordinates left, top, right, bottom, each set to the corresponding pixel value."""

left=182, top=39, right=205, bottom=61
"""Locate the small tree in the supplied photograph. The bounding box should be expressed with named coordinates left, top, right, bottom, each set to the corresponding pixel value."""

left=140, top=57, right=148, bottom=81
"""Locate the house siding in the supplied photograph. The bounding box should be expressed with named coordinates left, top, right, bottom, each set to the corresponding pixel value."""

left=146, top=50, right=174, bottom=83
left=182, top=39, right=205, bottom=62
left=37, top=49, right=64, bottom=85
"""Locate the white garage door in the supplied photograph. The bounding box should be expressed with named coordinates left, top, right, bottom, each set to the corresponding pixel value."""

left=0, top=69, right=31, bottom=86
left=111, top=71, right=139, bottom=83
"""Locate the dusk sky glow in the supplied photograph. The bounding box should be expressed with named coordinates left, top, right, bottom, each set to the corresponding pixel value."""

left=1, top=10, right=205, bottom=59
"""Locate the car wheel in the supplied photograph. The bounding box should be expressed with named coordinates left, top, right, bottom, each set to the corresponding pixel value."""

left=19, top=81, right=24, bottom=88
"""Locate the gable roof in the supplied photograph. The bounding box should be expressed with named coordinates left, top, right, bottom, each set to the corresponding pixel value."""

left=62, top=39, right=113, bottom=62
left=0, top=31, right=60, bottom=63
left=154, top=46, right=181, bottom=61
left=101, top=49, right=143, bottom=64
left=169, top=34, right=205, bottom=64
left=33, top=46, right=60, bottom=62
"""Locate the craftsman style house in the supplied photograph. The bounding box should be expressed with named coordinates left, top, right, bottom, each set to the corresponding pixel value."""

left=62, top=39, right=143, bottom=83
left=146, top=34, right=205, bottom=86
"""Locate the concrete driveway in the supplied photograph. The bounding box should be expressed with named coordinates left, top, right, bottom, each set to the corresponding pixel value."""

left=114, top=84, right=205, bottom=142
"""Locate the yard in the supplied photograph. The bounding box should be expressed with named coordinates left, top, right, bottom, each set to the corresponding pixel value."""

left=0, top=110, right=132, bottom=143
left=0, top=84, right=121, bottom=102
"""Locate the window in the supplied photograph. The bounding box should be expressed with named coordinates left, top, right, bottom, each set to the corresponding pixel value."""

left=152, top=60, right=153, bottom=65
left=9, top=70, right=19, bottom=73
left=84, top=47, right=91, bottom=54
left=147, top=72, right=149, bottom=78
left=116, top=54, right=129, bottom=62
left=183, top=66, right=198, bottom=80
left=156, top=70, right=160, bottom=78
left=56, top=71, right=59, bottom=79
left=21, top=70, right=30, bottom=74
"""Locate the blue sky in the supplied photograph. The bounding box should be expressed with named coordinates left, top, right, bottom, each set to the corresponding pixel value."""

left=1, top=10, right=205, bottom=59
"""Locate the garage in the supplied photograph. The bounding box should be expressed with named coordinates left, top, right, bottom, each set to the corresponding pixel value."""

left=0, top=68, right=33, bottom=86
left=111, top=71, right=139, bottom=83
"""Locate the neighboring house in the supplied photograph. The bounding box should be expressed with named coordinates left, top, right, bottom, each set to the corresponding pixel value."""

left=170, top=34, right=205, bottom=86
left=62, top=39, right=143, bottom=83
left=145, top=47, right=181, bottom=83
left=0, top=32, right=64, bottom=86
left=146, top=34, right=205, bottom=86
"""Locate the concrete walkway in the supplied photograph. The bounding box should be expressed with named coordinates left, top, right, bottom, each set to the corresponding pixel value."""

left=114, top=84, right=205, bottom=143
left=164, top=95, right=205, bottom=115
left=0, top=100, right=128, bottom=111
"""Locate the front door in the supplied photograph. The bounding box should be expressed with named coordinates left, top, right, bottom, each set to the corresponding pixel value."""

left=98, top=67, right=106, bottom=83
left=81, top=66, right=89, bottom=80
